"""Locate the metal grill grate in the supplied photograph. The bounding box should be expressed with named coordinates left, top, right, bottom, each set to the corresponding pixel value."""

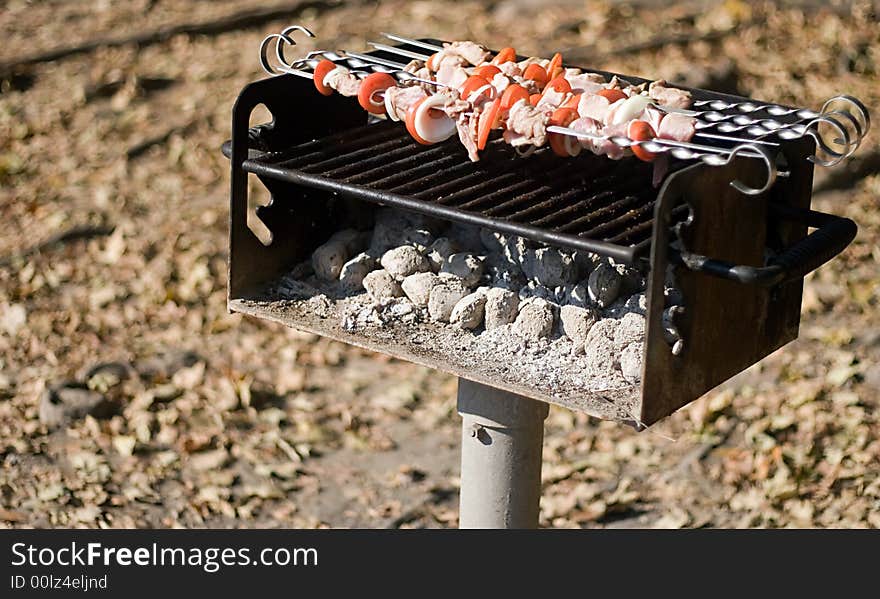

left=240, top=120, right=680, bottom=263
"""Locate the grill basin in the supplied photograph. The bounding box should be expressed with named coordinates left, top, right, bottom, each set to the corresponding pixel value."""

left=225, top=58, right=855, bottom=426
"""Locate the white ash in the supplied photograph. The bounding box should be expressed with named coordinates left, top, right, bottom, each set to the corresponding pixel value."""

left=306, top=294, right=334, bottom=319
left=427, top=278, right=471, bottom=322
left=484, top=287, right=519, bottom=330
left=401, top=271, right=441, bottom=306
left=341, top=296, right=419, bottom=332
left=450, top=290, right=487, bottom=330
left=362, top=269, right=403, bottom=300
left=312, top=229, right=366, bottom=281
left=513, top=297, right=555, bottom=340
left=440, top=252, right=485, bottom=287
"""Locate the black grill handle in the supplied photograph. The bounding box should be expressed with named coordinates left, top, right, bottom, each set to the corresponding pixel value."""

left=673, top=205, right=857, bottom=286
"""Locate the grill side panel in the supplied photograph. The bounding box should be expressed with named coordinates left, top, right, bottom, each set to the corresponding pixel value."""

left=229, top=75, right=369, bottom=299
left=639, top=140, right=814, bottom=425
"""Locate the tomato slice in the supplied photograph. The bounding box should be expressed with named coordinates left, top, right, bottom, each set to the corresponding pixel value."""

left=628, top=120, right=658, bottom=162
left=357, top=72, right=396, bottom=115
left=473, top=64, right=501, bottom=79
left=547, top=53, right=563, bottom=79
left=491, top=47, right=516, bottom=65
left=460, top=75, right=491, bottom=101
left=405, top=98, right=432, bottom=145
left=313, top=59, right=337, bottom=96
left=548, top=107, right=578, bottom=157
left=477, top=98, right=502, bottom=151
left=523, top=63, right=549, bottom=88
left=597, top=88, right=627, bottom=103
left=563, top=93, right=582, bottom=110
left=501, top=84, right=530, bottom=110
left=544, top=76, right=572, bottom=95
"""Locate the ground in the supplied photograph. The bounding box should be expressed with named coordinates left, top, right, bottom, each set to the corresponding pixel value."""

left=0, top=0, right=878, bottom=528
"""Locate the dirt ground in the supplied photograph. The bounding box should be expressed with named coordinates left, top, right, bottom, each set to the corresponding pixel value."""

left=0, top=0, right=878, bottom=528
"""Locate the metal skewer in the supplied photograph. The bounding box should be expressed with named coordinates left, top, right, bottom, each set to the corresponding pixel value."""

left=369, top=34, right=866, bottom=155
left=259, top=26, right=868, bottom=181
left=547, top=125, right=778, bottom=195
left=380, top=32, right=443, bottom=53
left=368, top=42, right=435, bottom=61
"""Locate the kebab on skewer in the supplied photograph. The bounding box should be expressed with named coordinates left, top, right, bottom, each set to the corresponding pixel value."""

left=308, top=40, right=699, bottom=166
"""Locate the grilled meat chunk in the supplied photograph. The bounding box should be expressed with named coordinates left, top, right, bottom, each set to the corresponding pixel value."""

left=504, top=100, right=549, bottom=147
left=324, top=66, right=361, bottom=97
left=648, top=79, right=693, bottom=109
left=435, top=41, right=491, bottom=67
left=385, top=85, right=428, bottom=121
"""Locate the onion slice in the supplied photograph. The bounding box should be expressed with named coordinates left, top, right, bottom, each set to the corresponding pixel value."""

left=608, top=94, right=652, bottom=125
left=467, top=84, right=497, bottom=103
left=384, top=89, right=400, bottom=121
left=413, top=94, right=457, bottom=143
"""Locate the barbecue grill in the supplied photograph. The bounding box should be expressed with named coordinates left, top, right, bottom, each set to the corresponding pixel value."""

left=222, top=29, right=868, bottom=528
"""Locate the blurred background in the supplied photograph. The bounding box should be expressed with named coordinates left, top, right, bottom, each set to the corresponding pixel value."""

left=0, top=0, right=877, bottom=528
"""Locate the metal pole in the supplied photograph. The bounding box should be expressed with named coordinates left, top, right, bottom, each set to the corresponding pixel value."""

left=457, top=378, right=550, bottom=529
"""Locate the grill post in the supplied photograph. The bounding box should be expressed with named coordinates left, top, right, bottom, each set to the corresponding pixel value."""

left=457, top=379, right=549, bottom=529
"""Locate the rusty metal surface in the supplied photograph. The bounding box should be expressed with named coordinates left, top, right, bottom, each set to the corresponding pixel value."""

left=639, top=139, right=816, bottom=425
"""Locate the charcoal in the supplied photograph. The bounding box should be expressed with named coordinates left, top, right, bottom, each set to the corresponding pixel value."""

left=559, top=304, right=599, bottom=345
left=380, top=246, right=431, bottom=280
left=450, top=291, right=487, bottom=330
left=427, top=280, right=470, bottom=322
left=513, top=297, right=555, bottom=340
left=312, top=229, right=365, bottom=281
left=522, top=247, right=577, bottom=287
left=362, top=269, right=404, bottom=300
left=614, top=312, right=646, bottom=349
left=446, top=223, right=482, bottom=249
left=338, top=252, right=377, bottom=292
left=587, top=262, right=622, bottom=308
left=519, top=281, right=556, bottom=303
left=483, top=287, right=519, bottom=330
left=401, top=272, right=441, bottom=306
left=440, top=253, right=485, bottom=287
left=426, top=237, right=458, bottom=272
left=619, top=342, right=643, bottom=383
left=479, top=228, right=507, bottom=254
